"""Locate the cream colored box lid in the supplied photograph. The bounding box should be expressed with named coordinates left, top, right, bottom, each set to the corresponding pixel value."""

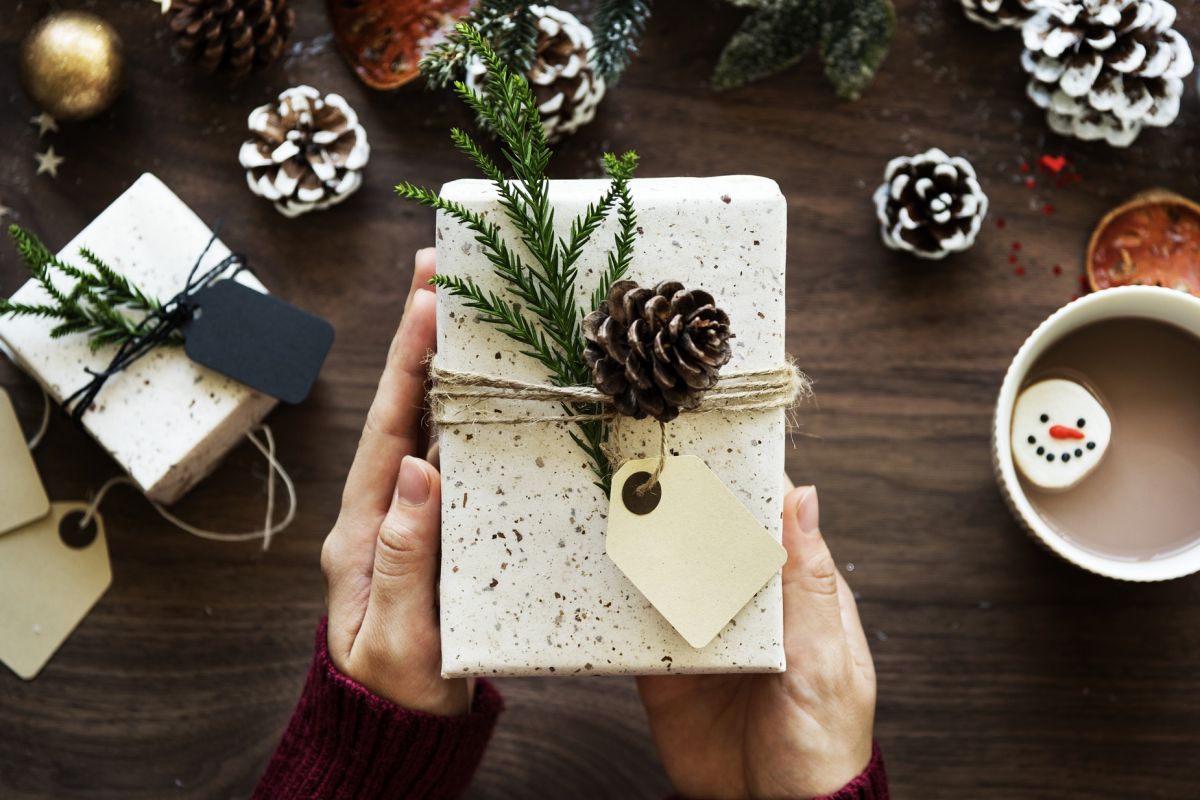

left=0, top=174, right=277, bottom=503
left=435, top=176, right=788, bottom=676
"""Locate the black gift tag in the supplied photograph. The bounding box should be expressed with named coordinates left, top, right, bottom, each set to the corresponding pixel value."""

left=183, top=280, right=334, bottom=404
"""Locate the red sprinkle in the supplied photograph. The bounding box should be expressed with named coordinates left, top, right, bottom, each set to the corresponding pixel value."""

left=1025, top=177, right=1037, bottom=189
left=1015, top=266, right=1026, bottom=276
left=1053, top=264, right=1063, bottom=275
left=1009, top=254, right=1019, bottom=264
left=1020, top=162, right=1032, bottom=174
left=996, top=217, right=1007, bottom=229
left=1039, top=155, right=1068, bottom=174
left=1042, top=203, right=1055, bottom=215
left=1012, top=241, right=1022, bottom=251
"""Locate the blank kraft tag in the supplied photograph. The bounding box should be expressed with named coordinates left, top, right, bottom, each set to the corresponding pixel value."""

left=0, top=387, right=50, bottom=536
left=0, top=503, right=111, bottom=679
left=606, top=455, right=787, bottom=649
left=184, top=280, right=334, bottom=404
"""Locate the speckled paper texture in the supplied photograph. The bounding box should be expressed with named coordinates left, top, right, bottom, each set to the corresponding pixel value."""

left=0, top=174, right=277, bottom=504
left=436, top=176, right=787, bottom=676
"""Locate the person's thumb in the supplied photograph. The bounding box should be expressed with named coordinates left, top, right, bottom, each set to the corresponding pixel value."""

left=781, top=485, right=849, bottom=653
left=363, top=455, right=442, bottom=634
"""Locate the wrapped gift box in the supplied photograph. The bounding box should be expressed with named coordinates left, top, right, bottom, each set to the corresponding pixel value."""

left=436, top=176, right=788, bottom=676
left=0, top=174, right=277, bottom=504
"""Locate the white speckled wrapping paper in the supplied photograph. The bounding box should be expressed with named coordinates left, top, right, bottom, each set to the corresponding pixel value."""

left=0, top=174, right=277, bottom=504
left=436, top=176, right=787, bottom=676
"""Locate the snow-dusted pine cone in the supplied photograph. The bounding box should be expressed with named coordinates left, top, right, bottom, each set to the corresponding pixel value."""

left=465, top=5, right=606, bottom=142
left=1022, top=0, right=1194, bottom=147
left=582, top=280, right=733, bottom=423
left=238, top=86, right=369, bottom=218
left=169, top=0, right=295, bottom=78
left=873, top=148, right=989, bottom=260
left=962, top=0, right=1037, bottom=30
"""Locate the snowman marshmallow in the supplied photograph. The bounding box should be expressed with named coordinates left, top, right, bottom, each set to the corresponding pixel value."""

left=1012, top=378, right=1111, bottom=491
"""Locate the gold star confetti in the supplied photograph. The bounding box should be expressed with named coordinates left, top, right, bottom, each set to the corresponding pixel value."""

left=35, top=146, right=65, bottom=178
left=30, top=112, right=58, bottom=137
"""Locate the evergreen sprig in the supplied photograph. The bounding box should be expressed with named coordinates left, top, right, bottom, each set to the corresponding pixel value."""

left=0, top=225, right=172, bottom=352
left=397, top=22, right=640, bottom=493
left=592, top=0, right=653, bottom=82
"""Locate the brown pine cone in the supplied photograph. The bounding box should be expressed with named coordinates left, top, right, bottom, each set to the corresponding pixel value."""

left=169, top=0, right=295, bottom=78
left=582, top=280, right=733, bottom=423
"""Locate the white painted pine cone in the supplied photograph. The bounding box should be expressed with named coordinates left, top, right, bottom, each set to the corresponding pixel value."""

left=962, top=0, right=1037, bottom=31
left=873, top=148, right=989, bottom=260
left=1021, top=0, right=1193, bottom=147
left=238, top=86, right=370, bottom=218
left=464, top=5, right=606, bottom=142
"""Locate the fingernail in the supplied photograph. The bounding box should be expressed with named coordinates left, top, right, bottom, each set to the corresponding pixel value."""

left=398, top=456, right=431, bottom=507
left=794, top=485, right=819, bottom=534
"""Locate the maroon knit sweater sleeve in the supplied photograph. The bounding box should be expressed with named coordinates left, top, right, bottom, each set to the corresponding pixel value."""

left=253, top=619, right=503, bottom=800
left=812, top=742, right=889, bottom=800
left=671, top=741, right=888, bottom=800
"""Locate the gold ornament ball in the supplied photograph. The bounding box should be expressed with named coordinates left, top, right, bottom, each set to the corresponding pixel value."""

left=20, top=11, right=123, bottom=122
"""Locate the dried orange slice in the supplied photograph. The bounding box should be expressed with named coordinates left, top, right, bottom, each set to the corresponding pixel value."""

left=1087, top=189, right=1200, bottom=297
left=327, top=0, right=469, bottom=90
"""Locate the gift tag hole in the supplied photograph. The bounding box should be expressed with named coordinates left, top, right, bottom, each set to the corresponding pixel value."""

left=58, top=511, right=98, bottom=550
left=621, top=471, right=662, bottom=515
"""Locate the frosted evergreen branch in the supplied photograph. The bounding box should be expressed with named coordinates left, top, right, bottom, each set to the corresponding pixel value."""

left=592, top=0, right=652, bottom=81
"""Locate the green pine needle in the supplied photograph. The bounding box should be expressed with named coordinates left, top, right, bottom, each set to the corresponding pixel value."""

left=397, top=22, right=641, bottom=495
left=1, top=224, right=174, bottom=353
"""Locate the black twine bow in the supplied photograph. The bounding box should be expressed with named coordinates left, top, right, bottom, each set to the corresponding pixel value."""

left=62, top=227, right=245, bottom=421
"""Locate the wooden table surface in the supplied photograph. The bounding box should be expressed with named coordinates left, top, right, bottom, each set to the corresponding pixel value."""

left=4, top=1, right=1200, bottom=797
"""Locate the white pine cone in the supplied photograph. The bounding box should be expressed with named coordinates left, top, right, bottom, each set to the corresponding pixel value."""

left=962, top=0, right=1038, bottom=31
left=873, top=148, right=989, bottom=260
left=238, top=86, right=370, bottom=218
left=465, top=5, right=606, bottom=142
left=1021, top=0, right=1194, bottom=147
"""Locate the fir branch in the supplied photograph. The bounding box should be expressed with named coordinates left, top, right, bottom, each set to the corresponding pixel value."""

left=420, top=0, right=537, bottom=90
left=1, top=224, right=173, bottom=353
left=592, top=0, right=652, bottom=82
left=397, top=22, right=641, bottom=495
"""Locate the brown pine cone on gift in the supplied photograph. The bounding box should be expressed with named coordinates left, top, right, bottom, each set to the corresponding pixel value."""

left=238, top=85, right=370, bottom=217
left=464, top=4, right=606, bottom=142
left=582, top=280, right=733, bottom=423
left=961, top=0, right=1037, bottom=30
left=168, top=0, right=295, bottom=78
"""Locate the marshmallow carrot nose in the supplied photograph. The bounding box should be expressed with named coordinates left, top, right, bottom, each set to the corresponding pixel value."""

left=1049, top=425, right=1085, bottom=440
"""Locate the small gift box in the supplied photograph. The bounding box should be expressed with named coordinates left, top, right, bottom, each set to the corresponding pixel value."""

left=0, top=174, right=278, bottom=504
left=435, top=176, right=789, bottom=676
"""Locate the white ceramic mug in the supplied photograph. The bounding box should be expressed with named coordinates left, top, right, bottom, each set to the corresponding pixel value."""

left=994, top=286, right=1200, bottom=581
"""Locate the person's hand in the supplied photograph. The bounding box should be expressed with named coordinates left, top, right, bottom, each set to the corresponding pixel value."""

left=319, top=248, right=471, bottom=716
left=637, top=483, right=876, bottom=799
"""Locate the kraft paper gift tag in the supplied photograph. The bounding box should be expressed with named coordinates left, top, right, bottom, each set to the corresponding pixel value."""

left=0, top=503, right=112, bottom=679
left=607, top=456, right=788, bottom=649
left=0, top=387, right=50, bottom=535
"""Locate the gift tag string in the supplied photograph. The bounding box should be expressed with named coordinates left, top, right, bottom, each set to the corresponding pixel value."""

left=76, top=425, right=295, bottom=551
left=62, top=226, right=246, bottom=421
left=6, top=368, right=298, bottom=551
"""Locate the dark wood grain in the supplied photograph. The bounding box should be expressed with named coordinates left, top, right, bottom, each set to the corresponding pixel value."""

left=3, top=1, right=1200, bottom=797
